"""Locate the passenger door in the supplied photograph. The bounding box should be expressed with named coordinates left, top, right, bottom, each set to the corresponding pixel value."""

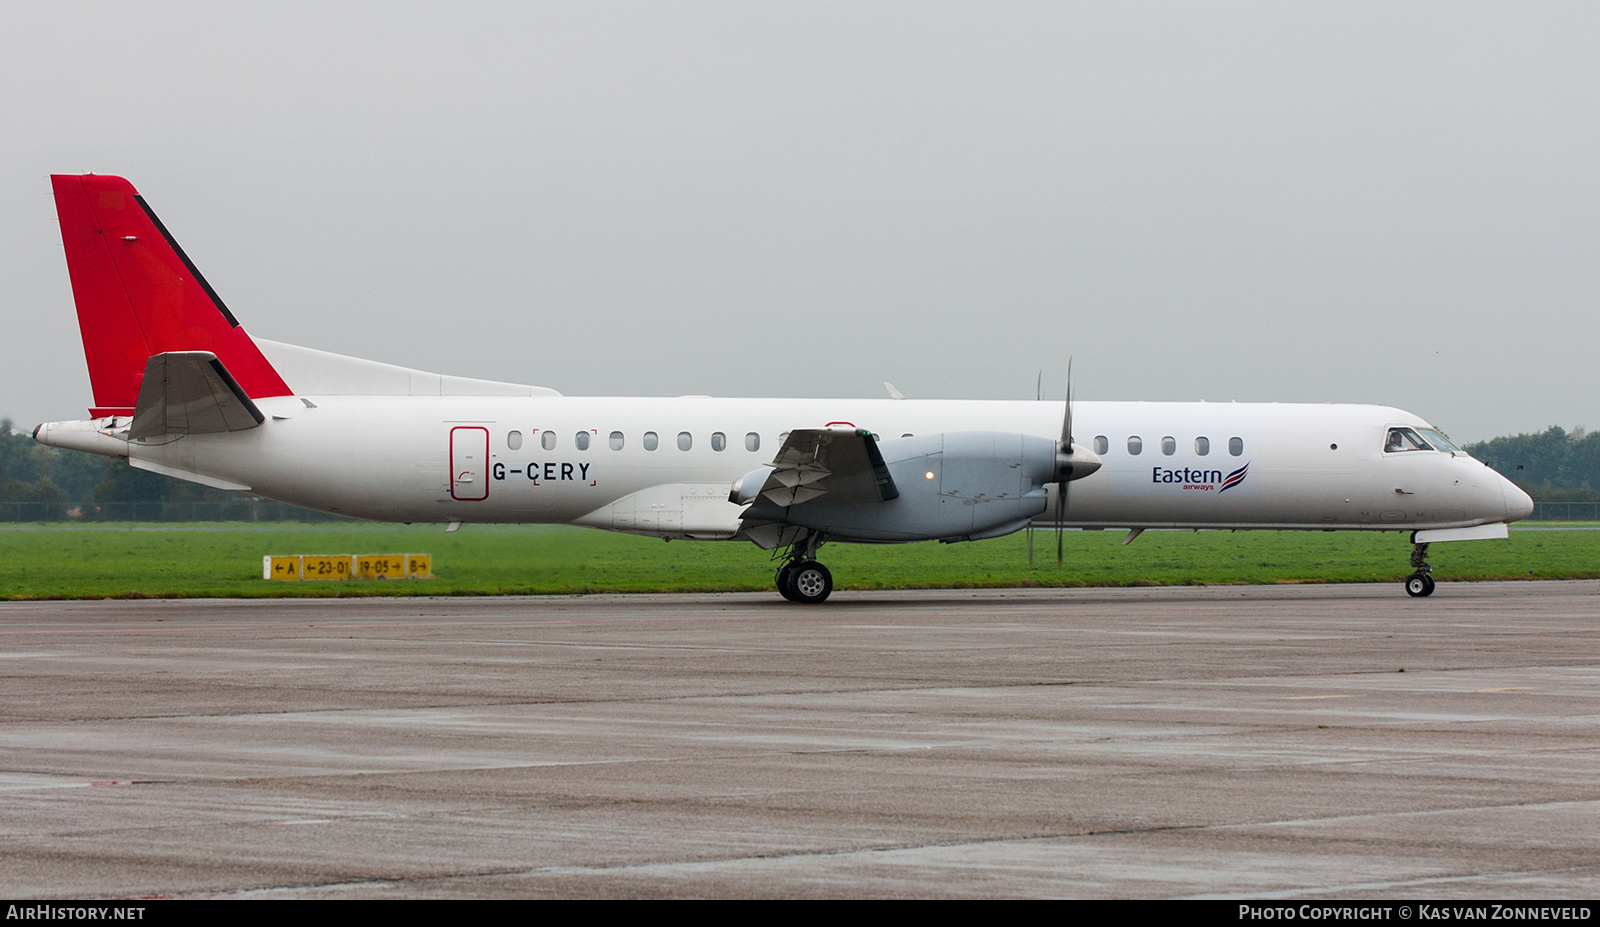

left=450, top=426, right=489, bottom=501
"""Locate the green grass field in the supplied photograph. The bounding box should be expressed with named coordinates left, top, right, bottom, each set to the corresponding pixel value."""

left=0, top=522, right=1593, bottom=600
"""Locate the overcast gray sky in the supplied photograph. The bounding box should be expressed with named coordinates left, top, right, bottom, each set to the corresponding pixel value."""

left=3, top=2, right=1596, bottom=441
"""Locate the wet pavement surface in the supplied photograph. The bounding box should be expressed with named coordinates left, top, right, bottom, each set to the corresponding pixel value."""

left=2, top=581, right=1597, bottom=898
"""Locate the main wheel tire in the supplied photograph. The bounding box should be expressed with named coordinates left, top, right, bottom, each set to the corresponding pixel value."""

left=1421, top=574, right=1436, bottom=596
left=789, top=561, right=833, bottom=604
left=776, top=563, right=799, bottom=602
left=1405, top=573, right=1433, bottom=597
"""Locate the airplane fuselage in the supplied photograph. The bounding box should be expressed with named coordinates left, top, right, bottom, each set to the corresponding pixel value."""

left=42, top=396, right=1528, bottom=539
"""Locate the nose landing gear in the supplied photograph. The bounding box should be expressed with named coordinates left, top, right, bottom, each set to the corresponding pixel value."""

left=1404, top=541, right=1435, bottom=597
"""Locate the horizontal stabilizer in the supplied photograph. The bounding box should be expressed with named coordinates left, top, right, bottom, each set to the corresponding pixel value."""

left=129, top=352, right=265, bottom=440
left=129, top=456, right=252, bottom=492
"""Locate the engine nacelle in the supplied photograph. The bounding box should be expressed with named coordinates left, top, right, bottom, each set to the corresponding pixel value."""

left=740, top=431, right=1060, bottom=543
left=728, top=466, right=775, bottom=506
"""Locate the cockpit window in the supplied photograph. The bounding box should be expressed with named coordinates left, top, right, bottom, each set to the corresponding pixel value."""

left=1416, top=428, right=1462, bottom=454
left=1385, top=427, right=1432, bottom=453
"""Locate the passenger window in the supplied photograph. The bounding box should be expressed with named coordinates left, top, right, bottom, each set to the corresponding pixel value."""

left=1093, top=435, right=1108, bottom=455
left=643, top=431, right=659, bottom=451
left=677, top=432, right=692, bottom=451
left=1195, top=436, right=1209, bottom=456
left=902, top=433, right=914, bottom=438
left=1384, top=428, right=1432, bottom=453
left=541, top=431, right=556, bottom=451
left=711, top=432, right=726, bottom=452
left=1127, top=436, right=1143, bottom=455
left=575, top=431, right=590, bottom=451
left=1229, top=436, right=1244, bottom=456
left=745, top=432, right=760, bottom=452
left=609, top=431, right=624, bottom=451
left=779, top=431, right=790, bottom=443
left=507, top=430, right=522, bottom=451
left=1161, top=436, right=1176, bottom=456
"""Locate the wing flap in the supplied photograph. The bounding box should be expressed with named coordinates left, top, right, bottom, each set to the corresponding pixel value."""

left=748, top=429, right=899, bottom=510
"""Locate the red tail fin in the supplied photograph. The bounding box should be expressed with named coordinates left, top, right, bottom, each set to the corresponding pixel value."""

left=51, top=174, right=291, bottom=417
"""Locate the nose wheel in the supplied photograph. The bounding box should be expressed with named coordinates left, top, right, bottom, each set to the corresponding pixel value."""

left=1404, top=541, right=1435, bottom=597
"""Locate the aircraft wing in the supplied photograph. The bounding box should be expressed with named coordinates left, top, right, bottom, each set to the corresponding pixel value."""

left=128, top=352, right=266, bottom=440
left=747, top=429, right=900, bottom=507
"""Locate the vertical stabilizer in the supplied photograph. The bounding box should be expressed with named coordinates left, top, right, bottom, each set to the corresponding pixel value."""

left=51, top=174, right=291, bottom=417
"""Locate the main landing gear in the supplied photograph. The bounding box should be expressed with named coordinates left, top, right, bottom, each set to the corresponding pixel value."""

left=1404, top=541, right=1436, bottom=597
left=775, top=533, right=833, bottom=604
left=777, top=560, right=833, bottom=604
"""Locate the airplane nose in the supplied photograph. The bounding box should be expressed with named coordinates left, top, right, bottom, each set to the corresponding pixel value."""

left=1501, top=475, right=1534, bottom=523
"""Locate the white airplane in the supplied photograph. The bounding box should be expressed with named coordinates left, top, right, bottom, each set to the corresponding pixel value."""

left=33, top=174, right=1533, bottom=602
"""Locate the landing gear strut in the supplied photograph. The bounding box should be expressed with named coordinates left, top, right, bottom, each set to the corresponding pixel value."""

left=775, top=532, right=833, bottom=604
left=1404, top=541, right=1436, bottom=597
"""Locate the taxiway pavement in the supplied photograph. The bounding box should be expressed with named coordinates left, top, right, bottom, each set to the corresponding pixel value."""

left=2, top=582, right=1597, bottom=898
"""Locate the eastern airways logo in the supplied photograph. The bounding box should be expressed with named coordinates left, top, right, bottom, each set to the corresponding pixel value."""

left=1218, top=462, right=1249, bottom=494
left=1150, top=461, right=1250, bottom=494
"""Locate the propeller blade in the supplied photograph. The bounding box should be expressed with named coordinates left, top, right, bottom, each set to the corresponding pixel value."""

left=1061, top=358, right=1073, bottom=448
left=1056, top=475, right=1066, bottom=565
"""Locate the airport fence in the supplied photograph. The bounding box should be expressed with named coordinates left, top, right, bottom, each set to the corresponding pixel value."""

left=1529, top=502, right=1600, bottom=521
left=0, top=499, right=350, bottom=523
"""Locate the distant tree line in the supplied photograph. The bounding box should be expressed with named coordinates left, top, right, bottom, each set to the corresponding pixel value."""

left=5, top=416, right=1600, bottom=520
left=1463, top=426, right=1600, bottom=502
